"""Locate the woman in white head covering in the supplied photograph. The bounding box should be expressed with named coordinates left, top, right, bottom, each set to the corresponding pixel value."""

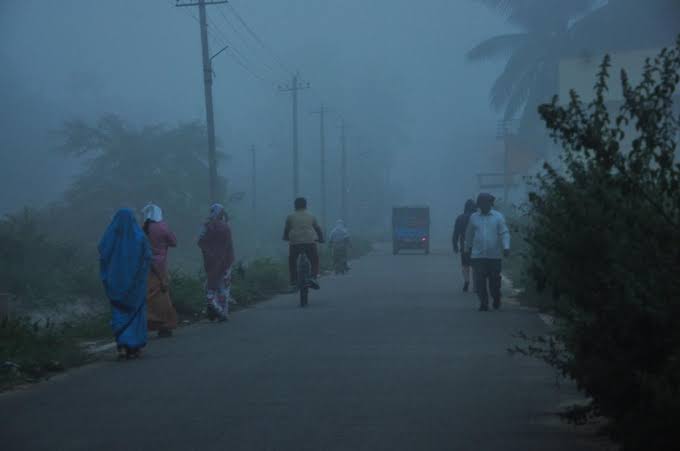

left=329, top=220, right=351, bottom=273
left=142, top=203, right=178, bottom=337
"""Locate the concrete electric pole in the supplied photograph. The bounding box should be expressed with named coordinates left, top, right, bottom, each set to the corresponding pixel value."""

left=339, top=119, right=349, bottom=224
left=176, top=0, right=227, bottom=204
left=311, top=104, right=333, bottom=232
left=250, top=144, right=258, bottom=256
left=279, top=72, right=310, bottom=198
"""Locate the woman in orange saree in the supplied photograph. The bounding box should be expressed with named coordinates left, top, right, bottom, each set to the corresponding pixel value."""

left=142, top=204, right=178, bottom=337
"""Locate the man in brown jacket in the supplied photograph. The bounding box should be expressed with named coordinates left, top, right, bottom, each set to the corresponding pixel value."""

left=283, top=197, right=324, bottom=289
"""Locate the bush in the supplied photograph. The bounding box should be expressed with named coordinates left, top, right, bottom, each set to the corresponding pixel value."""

left=231, top=258, right=288, bottom=305
left=522, top=38, right=680, bottom=449
left=0, top=209, right=100, bottom=301
left=169, top=270, right=205, bottom=318
left=0, top=317, right=88, bottom=389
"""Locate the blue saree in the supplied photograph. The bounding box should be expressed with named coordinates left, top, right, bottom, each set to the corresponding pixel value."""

left=98, top=209, right=151, bottom=352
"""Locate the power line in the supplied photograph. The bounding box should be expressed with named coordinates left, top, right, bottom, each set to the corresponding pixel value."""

left=228, top=48, right=268, bottom=83
left=200, top=14, right=271, bottom=83
left=216, top=6, right=281, bottom=77
left=224, top=3, right=293, bottom=76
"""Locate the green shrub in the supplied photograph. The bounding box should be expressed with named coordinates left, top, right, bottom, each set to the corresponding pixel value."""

left=232, top=258, right=288, bottom=305
left=61, top=314, right=111, bottom=340
left=0, top=209, right=101, bottom=301
left=521, top=38, right=680, bottom=449
left=0, top=317, right=87, bottom=389
left=169, top=270, right=205, bottom=318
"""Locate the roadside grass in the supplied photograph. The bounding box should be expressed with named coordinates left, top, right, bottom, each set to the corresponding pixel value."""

left=232, top=258, right=289, bottom=306
left=169, top=270, right=205, bottom=319
left=0, top=317, right=89, bottom=390
left=1, top=236, right=373, bottom=390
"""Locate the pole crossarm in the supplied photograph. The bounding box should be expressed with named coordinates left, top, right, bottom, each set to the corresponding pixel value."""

left=310, top=105, right=334, bottom=116
left=278, top=76, right=310, bottom=92
left=210, top=45, right=229, bottom=61
left=176, top=1, right=228, bottom=6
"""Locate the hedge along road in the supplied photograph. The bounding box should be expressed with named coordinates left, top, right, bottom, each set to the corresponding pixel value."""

left=1, top=244, right=606, bottom=451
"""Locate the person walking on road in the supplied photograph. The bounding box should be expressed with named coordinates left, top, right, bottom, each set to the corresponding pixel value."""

left=464, top=193, right=510, bottom=311
left=452, top=199, right=476, bottom=292
left=329, top=219, right=351, bottom=273
left=142, top=203, right=178, bottom=338
left=283, top=197, right=324, bottom=289
left=98, top=208, right=151, bottom=359
left=198, top=204, right=235, bottom=321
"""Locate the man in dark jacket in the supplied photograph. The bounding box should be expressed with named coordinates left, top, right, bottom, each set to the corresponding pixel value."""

left=452, top=199, right=476, bottom=292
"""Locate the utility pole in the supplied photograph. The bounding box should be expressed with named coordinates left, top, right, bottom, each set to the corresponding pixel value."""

left=339, top=119, right=348, bottom=224
left=311, top=104, right=333, bottom=232
left=250, top=144, right=258, bottom=256
left=176, top=0, right=227, bottom=204
left=279, top=72, right=310, bottom=198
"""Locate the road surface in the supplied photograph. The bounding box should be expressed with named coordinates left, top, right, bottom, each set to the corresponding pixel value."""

left=1, top=246, right=605, bottom=451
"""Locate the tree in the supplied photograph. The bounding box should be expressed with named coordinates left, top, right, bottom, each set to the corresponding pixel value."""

left=521, top=38, right=680, bottom=449
left=467, top=0, right=596, bottom=123
left=50, top=115, right=228, bottom=249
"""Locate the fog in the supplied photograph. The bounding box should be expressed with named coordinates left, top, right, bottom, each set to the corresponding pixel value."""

left=1, top=0, right=512, bottom=244
left=2, top=0, right=678, bottom=250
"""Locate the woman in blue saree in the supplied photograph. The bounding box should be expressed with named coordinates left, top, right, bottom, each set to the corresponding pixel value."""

left=98, top=209, right=151, bottom=359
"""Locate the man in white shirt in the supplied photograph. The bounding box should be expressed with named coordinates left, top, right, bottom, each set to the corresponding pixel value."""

left=464, top=193, right=510, bottom=311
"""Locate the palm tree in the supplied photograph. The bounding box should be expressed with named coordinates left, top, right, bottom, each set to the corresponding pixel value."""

left=467, top=0, right=597, bottom=123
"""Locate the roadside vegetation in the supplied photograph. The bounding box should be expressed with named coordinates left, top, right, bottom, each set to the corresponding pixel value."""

left=0, top=201, right=372, bottom=389
left=510, top=39, right=680, bottom=450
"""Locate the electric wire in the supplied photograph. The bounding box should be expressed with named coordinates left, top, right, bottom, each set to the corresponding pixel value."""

left=215, top=6, right=281, bottom=78
left=223, top=3, right=293, bottom=76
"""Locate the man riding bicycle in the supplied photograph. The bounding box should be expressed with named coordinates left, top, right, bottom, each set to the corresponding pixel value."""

left=283, top=197, right=324, bottom=290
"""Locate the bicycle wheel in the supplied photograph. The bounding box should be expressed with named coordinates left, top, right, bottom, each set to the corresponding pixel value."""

left=297, top=253, right=311, bottom=307
left=299, top=286, right=308, bottom=307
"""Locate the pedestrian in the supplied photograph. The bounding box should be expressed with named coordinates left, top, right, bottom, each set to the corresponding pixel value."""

left=464, top=193, right=510, bottom=311
left=198, top=204, right=235, bottom=321
left=452, top=199, right=477, bottom=292
left=283, top=197, right=324, bottom=289
left=98, top=209, right=151, bottom=359
left=329, top=219, right=351, bottom=272
left=142, top=203, right=178, bottom=337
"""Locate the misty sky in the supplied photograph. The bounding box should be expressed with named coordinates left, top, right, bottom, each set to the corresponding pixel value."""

left=1, top=0, right=510, bottom=225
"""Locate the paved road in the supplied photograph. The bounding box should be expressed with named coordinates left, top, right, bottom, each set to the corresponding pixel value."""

left=1, top=246, right=605, bottom=451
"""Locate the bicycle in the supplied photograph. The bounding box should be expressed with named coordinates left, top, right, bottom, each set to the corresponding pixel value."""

left=331, top=242, right=349, bottom=275
left=296, top=252, right=312, bottom=307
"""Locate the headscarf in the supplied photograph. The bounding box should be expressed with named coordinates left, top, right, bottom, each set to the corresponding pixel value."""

left=98, top=209, right=150, bottom=304
left=329, top=220, right=350, bottom=242
left=142, top=203, right=163, bottom=222
left=209, top=203, right=226, bottom=221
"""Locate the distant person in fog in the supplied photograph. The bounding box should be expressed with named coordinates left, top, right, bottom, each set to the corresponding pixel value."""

left=464, top=193, right=510, bottom=311
left=142, top=203, right=178, bottom=337
left=329, top=219, right=352, bottom=273
left=98, top=209, right=151, bottom=359
left=198, top=204, right=235, bottom=321
left=453, top=199, right=477, bottom=292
